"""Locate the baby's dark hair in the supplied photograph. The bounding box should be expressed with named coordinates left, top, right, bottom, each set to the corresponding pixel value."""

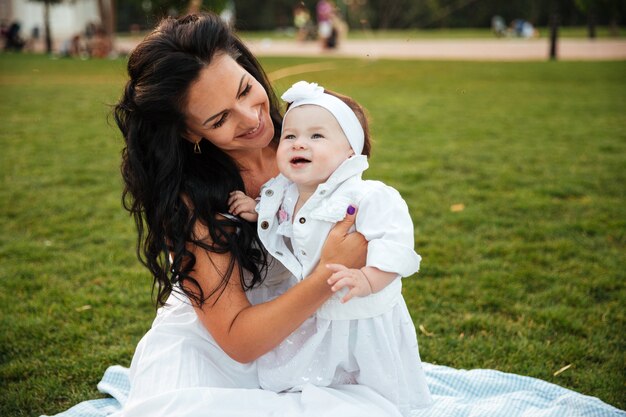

left=323, top=89, right=372, bottom=158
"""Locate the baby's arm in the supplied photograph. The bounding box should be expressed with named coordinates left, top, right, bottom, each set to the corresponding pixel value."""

left=324, top=182, right=421, bottom=304
left=228, top=190, right=258, bottom=222
left=326, top=264, right=397, bottom=303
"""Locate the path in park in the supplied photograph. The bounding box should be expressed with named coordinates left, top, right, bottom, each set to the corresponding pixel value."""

left=245, top=38, right=626, bottom=61
left=117, top=37, right=626, bottom=61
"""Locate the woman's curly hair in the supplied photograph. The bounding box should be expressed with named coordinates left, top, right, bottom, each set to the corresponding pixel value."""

left=113, top=13, right=282, bottom=307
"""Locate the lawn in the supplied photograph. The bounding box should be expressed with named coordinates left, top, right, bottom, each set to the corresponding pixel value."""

left=238, top=26, right=625, bottom=40
left=0, top=53, right=624, bottom=416
left=115, top=25, right=625, bottom=42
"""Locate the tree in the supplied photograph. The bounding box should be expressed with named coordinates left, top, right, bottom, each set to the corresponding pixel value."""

left=575, top=0, right=597, bottom=38
left=29, top=0, right=63, bottom=53
left=575, top=0, right=625, bottom=38
left=28, top=0, right=115, bottom=55
left=96, top=0, right=115, bottom=56
left=114, top=0, right=623, bottom=32
left=549, top=0, right=559, bottom=60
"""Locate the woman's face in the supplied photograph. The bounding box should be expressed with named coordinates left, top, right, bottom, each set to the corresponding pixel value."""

left=184, top=53, right=274, bottom=154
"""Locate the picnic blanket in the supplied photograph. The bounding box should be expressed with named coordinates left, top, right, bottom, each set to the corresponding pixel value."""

left=43, top=363, right=625, bottom=417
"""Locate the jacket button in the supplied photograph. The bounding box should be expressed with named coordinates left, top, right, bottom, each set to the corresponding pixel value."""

left=260, top=221, right=269, bottom=229
left=265, top=189, right=274, bottom=197
left=299, top=217, right=306, bottom=224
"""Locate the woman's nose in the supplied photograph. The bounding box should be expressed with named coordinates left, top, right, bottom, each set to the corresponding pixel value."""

left=238, top=104, right=259, bottom=129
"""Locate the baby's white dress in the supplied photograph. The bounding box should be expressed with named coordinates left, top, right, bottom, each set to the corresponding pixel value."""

left=255, top=156, right=433, bottom=416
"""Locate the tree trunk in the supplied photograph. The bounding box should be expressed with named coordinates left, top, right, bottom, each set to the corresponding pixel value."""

left=608, top=16, right=619, bottom=37
left=587, top=7, right=596, bottom=39
left=44, top=0, right=52, bottom=53
left=549, top=5, right=558, bottom=61
left=97, top=0, right=115, bottom=56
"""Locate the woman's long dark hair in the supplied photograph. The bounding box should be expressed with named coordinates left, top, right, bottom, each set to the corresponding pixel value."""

left=113, top=13, right=282, bottom=307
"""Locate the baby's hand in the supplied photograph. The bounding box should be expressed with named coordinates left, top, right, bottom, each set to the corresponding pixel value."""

left=228, top=191, right=259, bottom=222
left=326, top=264, right=373, bottom=303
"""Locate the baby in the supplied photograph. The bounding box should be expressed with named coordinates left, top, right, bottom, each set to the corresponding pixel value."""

left=229, top=81, right=432, bottom=415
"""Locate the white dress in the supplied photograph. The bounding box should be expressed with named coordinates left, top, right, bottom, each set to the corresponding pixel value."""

left=118, top=261, right=405, bottom=417
left=255, top=156, right=433, bottom=416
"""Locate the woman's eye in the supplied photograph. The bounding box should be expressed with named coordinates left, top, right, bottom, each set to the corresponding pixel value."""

left=213, top=113, right=228, bottom=128
left=240, top=83, right=252, bottom=98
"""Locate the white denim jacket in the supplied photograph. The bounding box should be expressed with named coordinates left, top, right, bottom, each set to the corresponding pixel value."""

left=256, top=155, right=421, bottom=320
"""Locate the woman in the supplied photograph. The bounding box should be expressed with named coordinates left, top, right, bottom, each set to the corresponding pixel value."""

left=113, top=12, right=402, bottom=417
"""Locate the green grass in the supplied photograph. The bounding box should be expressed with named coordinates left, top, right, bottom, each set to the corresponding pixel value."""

left=236, top=26, right=625, bottom=40
left=116, top=25, right=624, bottom=42
left=340, top=26, right=625, bottom=39
left=1, top=54, right=624, bottom=416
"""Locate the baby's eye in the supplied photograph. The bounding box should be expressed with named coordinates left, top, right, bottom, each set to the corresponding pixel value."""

left=213, top=112, right=228, bottom=129
left=282, top=134, right=296, bottom=140
left=311, top=133, right=324, bottom=139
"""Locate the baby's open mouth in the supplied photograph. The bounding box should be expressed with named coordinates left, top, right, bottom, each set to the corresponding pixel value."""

left=290, top=157, right=311, bottom=164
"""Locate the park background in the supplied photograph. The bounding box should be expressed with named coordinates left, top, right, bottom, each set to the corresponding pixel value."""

left=2, top=0, right=626, bottom=56
left=1, top=1, right=625, bottom=416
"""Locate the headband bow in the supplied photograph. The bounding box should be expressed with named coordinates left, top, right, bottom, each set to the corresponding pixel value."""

left=280, top=81, right=365, bottom=155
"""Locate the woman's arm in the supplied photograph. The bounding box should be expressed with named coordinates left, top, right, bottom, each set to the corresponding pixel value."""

left=186, top=208, right=366, bottom=364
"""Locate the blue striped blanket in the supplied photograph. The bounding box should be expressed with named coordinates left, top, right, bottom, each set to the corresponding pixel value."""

left=43, top=363, right=625, bottom=417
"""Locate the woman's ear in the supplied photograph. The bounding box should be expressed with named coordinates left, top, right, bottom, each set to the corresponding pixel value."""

left=182, top=128, right=201, bottom=144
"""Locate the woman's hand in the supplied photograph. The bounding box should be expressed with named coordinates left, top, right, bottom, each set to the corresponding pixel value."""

left=319, top=205, right=367, bottom=270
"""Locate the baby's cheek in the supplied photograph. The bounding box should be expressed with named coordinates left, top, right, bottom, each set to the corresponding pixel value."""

left=276, top=150, right=290, bottom=169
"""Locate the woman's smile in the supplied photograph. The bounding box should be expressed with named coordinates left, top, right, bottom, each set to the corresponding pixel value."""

left=238, top=110, right=264, bottom=139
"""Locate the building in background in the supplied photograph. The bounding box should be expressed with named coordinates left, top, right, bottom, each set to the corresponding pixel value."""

left=0, top=0, right=110, bottom=53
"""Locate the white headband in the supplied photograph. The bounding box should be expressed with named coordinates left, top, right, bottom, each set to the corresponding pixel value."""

left=281, top=81, right=364, bottom=155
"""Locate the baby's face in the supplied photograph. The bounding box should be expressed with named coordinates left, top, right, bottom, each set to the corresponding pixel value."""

left=277, top=105, right=354, bottom=192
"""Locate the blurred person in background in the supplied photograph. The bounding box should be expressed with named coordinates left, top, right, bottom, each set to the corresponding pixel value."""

left=316, top=0, right=336, bottom=49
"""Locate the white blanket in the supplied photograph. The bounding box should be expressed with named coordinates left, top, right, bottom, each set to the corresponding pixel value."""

left=42, top=364, right=625, bottom=417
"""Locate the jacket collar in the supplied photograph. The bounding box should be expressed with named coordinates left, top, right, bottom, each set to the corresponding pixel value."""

left=316, top=155, right=369, bottom=195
